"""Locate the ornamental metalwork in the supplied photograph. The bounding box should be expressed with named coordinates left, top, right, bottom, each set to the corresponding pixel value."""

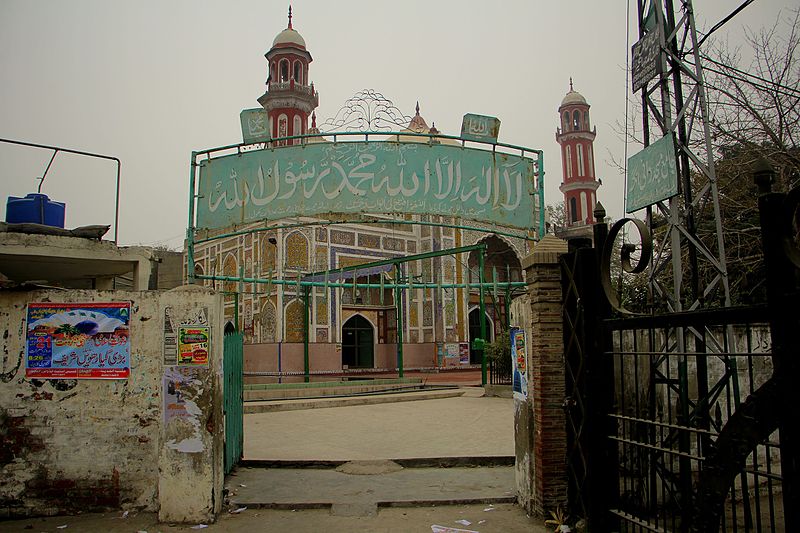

left=318, top=89, right=413, bottom=132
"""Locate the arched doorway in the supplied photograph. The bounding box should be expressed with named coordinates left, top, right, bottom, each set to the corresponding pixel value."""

left=224, top=321, right=237, bottom=334
left=468, top=308, right=494, bottom=365
left=342, top=315, right=374, bottom=368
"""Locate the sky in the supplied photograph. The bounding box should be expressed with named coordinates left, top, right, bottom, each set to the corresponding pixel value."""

left=0, top=0, right=795, bottom=249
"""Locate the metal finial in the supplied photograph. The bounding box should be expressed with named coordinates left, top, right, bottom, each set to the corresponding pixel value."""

left=311, top=111, right=316, bottom=128
left=569, top=77, right=573, bottom=91
left=288, top=5, right=293, bottom=29
left=415, top=101, right=420, bottom=115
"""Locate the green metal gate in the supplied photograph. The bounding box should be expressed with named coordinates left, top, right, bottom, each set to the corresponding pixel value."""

left=223, top=331, right=243, bottom=474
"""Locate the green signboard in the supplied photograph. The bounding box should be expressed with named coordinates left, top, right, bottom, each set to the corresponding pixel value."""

left=626, top=133, right=679, bottom=213
left=460, top=113, right=500, bottom=143
left=239, top=108, right=270, bottom=144
left=196, top=141, right=537, bottom=230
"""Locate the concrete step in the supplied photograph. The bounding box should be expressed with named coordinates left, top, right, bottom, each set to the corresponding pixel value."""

left=227, top=463, right=516, bottom=515
left=243, top=388, right=466, bottom=414
left=244, top=378, right=424, bottom=401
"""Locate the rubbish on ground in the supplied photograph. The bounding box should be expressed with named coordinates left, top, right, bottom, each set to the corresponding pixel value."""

left=455, top=519, right=472, bottom=526
left=230, top=506, right=247, bottom=514
left=122, top=511, right=129, bottom=518
left=431, top=525, right=479, bottom=533
left=190, top=525, right=209, bottom=530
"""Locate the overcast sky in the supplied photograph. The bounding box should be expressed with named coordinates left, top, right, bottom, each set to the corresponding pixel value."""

left=0, top=1, right=795, bottom=248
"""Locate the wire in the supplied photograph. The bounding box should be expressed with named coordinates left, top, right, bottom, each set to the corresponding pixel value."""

left=695, top=0, right=757, bottom=51
left=695, top=55, right=800, bottom=99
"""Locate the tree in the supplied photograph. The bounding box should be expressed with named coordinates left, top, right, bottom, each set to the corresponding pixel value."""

left=696, top=8, right=800, bottom=304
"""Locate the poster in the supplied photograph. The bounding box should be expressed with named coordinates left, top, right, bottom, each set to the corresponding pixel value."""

left=178, top=326, right=210, bottom=366
left=459, top=343, right=470, bottom=365
left=25, top=302, right=131, bottom=379
left=163, top=366, right=200, bottom=424
left=511, top=327, right=528, bottom=401
left=444, top=343, right=461, bottom=367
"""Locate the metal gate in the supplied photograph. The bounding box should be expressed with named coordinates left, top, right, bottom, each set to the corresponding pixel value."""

left=562, top=188, right=798, bottom=531
left=223, top=331, right=243, bottom=474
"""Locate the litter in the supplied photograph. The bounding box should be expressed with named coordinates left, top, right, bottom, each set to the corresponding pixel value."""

left=431, top=525, right=479, bottom=533
left=230, top=507, right=247, bottom=514
left=455, top=519, right=472, bottom=526
left=56, top=526, right=68, bottom=530
left=190, top=525, right=209, bottom=530
left=122, top=511, right=129, bottom=518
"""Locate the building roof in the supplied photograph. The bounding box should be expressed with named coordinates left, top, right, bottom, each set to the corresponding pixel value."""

left=272, top=27, right=306, bottom=49
left=272, top=6, right=306, bottom=49
left=560, top=89, right=587, bottom=107
left=560, top=78, right=588, bottom=107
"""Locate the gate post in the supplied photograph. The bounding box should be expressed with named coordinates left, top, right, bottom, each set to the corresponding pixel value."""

left=516, top=234, right=568, bottom=516
left=755, top=163, right=800, bottom=532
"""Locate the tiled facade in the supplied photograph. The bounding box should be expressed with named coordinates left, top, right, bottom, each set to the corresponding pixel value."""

left=189, top=214, right=530, bottom=368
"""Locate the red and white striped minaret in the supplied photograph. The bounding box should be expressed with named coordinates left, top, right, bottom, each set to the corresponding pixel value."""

left=257, top=6, right=319, bottom=145
left=556, top=79, right=600, bottom=235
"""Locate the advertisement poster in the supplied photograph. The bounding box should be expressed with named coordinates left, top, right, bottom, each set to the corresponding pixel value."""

left=444, top=343, right=461, bottom=367
left=459, top=343, right=470, bottom=365
left=25, top=302, right=131, bottom=379
left=511, top=327, right=528, bottom=401
left=163, top=366, right=200, bottom=425
left=178, top=326, right=210, bottom=366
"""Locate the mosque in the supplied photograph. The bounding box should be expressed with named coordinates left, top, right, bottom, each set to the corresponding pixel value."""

left=187, top=8, right=600, bottom=379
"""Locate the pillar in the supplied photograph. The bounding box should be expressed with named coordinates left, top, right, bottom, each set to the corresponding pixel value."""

left=516, top=234, right=569, bottom=516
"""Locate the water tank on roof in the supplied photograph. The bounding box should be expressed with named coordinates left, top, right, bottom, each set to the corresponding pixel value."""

left=6, top=193, right=66, bottom=228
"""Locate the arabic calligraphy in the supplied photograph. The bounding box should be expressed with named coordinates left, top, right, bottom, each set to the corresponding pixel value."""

left=198, top=141, right=535, bottom=229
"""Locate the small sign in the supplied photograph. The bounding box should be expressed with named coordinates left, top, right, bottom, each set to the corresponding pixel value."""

left=178, top=325, right=210, bottom=366
left=626, top=133, right=679, bottom=213
left=460, top=113, right=500, bottom=143
left=240, top=108, right=270, bottom=144
left=631, top=26, right=662, bottom=93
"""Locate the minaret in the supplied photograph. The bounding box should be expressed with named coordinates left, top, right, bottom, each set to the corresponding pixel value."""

left=258, top=6, right=319, bottom=145
left=556, top=79, right=600, bottom=237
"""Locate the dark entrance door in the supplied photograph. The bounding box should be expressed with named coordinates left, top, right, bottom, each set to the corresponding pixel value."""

left=468, top=308, right=490, bottom=364
left=342, top=315, right=374, bottom=368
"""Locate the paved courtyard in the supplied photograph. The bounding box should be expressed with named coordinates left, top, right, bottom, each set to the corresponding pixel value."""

left=244, top=389, right=515, bottom=461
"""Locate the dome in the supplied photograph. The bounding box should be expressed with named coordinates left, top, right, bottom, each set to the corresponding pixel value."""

left=272, top=27, right=306, bottom=49
left=560, top=90, right=587, bottom=107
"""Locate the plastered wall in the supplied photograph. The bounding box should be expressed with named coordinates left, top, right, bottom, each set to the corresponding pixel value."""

left=0, top=286, right=224, bottom=522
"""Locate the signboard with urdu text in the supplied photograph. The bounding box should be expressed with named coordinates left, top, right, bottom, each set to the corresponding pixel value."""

left=626, top=133, right=679, bottom=213
left=197, top=141, right=537, bottom=230
left=178, top=325, right=210, bottom=366
left=240, top=108, right=270, bottom=144
left=631, top=26, right=662, bottom=93
left=460, top=113, right=501, bottom=143
left=25, top=302, right=131, bottom=379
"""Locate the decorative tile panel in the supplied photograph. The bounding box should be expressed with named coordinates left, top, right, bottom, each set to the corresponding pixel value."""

left=383, top=237, right=405, bottom=252
left=316, top=228, right=328, bottom=242
left=422, top=301, right=433, bottom=327
left=330, top=230, right=355, bottom=245
left=285, top=232, right=309, bottom=270
left=284, top=299, right=304, bottom=342
left=260, top=301, right=276, bottom=343
left=407, top=241, right=417, bottom=253
left=315, top=245, right=328, bottom=271
left=358, top=233, right=381, bottom=249
left=316, top=294, right=329, bottom=324
left=316, top=328, right=329, bottom=343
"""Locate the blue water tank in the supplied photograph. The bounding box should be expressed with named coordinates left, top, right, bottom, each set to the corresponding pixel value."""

left=6, top=193, right=66, bottom=228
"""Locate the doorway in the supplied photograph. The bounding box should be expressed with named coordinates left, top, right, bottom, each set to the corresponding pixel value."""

left=468, top=308, right=494, bottom=364
left=342, top=314, right=374, bottom=368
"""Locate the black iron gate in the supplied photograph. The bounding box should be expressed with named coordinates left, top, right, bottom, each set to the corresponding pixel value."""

left=562, top=186, right=799, bottom=531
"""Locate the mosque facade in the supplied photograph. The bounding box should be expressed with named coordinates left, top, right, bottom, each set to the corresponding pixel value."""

left=188, top=11, right=552, bottom=378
